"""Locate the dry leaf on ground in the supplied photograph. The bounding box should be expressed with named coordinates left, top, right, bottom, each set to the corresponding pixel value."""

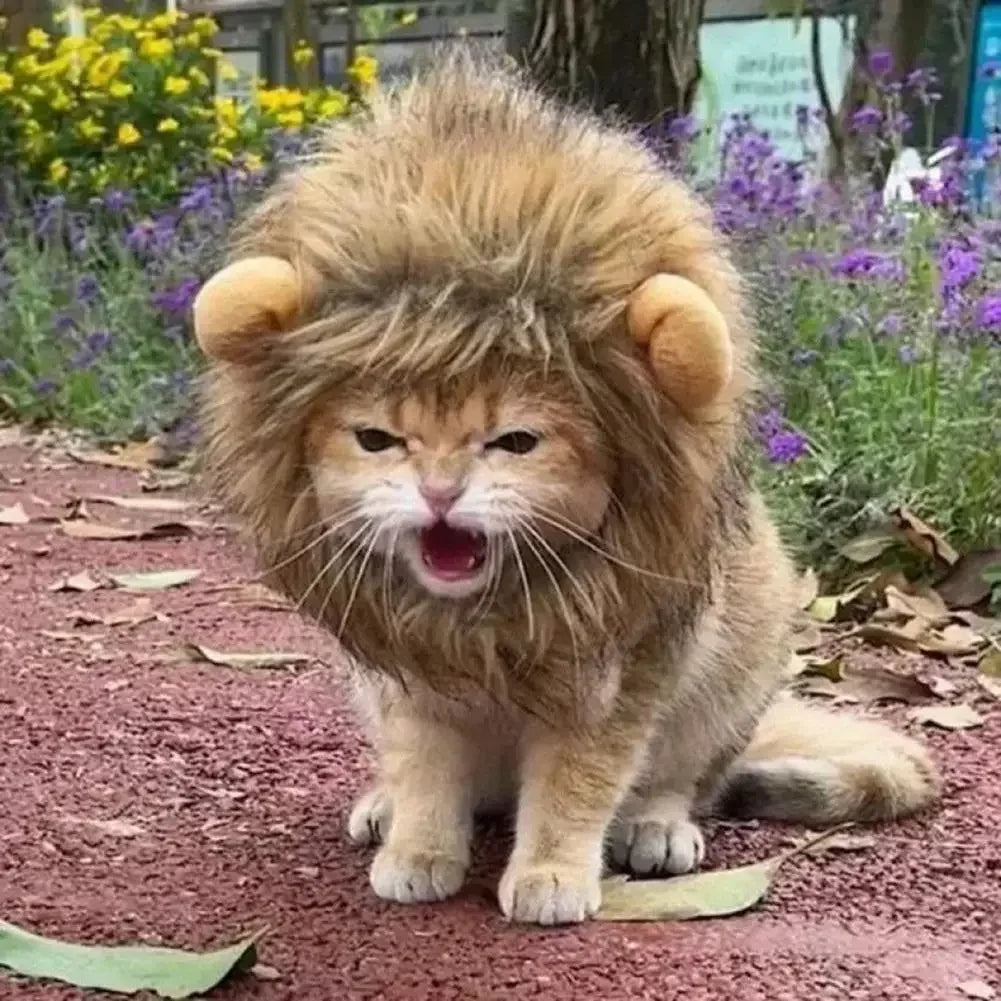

left=87, top=494, right=193, bottom=514
left=66, top=438, right=167, bottom=472
left=72, top=598, right=163, bottom=628
left=48, top=571, right=103, bottom=593
left=882, top=585, right=950, bottom=625
left=59, top=815, right=148, bottom=839
left=890, top=507, right=959, bottom=566
left=180, top=644, right=312, bottom=671
left=140, top=470, right=193, bottom=492
left=59, top=520, right=195, bottom=542
left=780, top=828, right=876, bottom=855
left=0, top=503, right=30, bottom=526
left=908, top=704, right=984, bottom=730
left=935, top=549, right=1001, bottom=608
left=794, top=662, right=940, bottom=706
left=957, top=980, right=997, bottom=1000
left=838, top=528, right=899, bottom=564
left=109, top=569, right=201, bottom=592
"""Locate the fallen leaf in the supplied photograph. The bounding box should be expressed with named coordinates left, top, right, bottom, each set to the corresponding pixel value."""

left=916, top=623, right=985, bottom=657
left=0, top=919, right=264, bottom=999
left=67, top=438, right=167, bottom=472
left=807, top=577, right=874, bottom=623
left=0, top=503, right=29, bottom=526
left=957, top=980, right=997, bottom=1000
left=109, top=569, right=201, bottom=591
left=88, top=494, right=193, bottom=514
left=980, top=648, right=1001, bottom=678
left=795, top=663, right=938, bottom=705
left=595, top=828, right=845, bottom=922
left=883, top=585, right=950, bottom=625
left=794, top=655, right=845, bottom=682
left=978, top=676, right=1001, bottom=701
left=64, top=498, right=92, bottom=521
left=838, top=528, right=898, bottom=564
left=60, top=815, right=147, bottom=839
left=908, top=704, right=984, bottom=730
left=855, top=621, right=923, bottom=652
left=181, top=644, right=311, bottom=670
left=780, top=828, right=876, bottom=855
left=890, top=507, right=959, bottom=566
left=934, top=549, right=1001, bottom=608
left=60, top=520, right=195, bottom=542
left=104, top=679, right=131, bottom=693
left=251, top=964, right=282, bottom=982
left=48, top=572, right=102, bottom=593
left=140, top=470, right=193, bottom=492
left=925, top=675, right=959, bottom=699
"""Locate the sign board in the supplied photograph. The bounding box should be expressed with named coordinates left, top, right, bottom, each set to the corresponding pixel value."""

left=694, top=14, right=855, bottom=165
left=216, top=47, right=261, bottom=104
left=965, top=1, right=1001, bottom=142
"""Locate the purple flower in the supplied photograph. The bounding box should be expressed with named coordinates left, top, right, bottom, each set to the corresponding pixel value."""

left=86, top=329, right=112, bottom=353
left=179, top=180, right=215, bottom=215
left=832, top=248, right=903, bottom=282
left=76, top=274, right=100, bottom=305
left=766, top=430, right=809, bottom=464
left=897, top=344, right=919, bottom=365
left=103, top=188, right=133, bottom=213
left=0, top=358, right=15, bottom=376
left=152, top=277, right=201, bottom=317
left=850, top=106, right=882, bottom=135
left=938, top=239, right=981, bottom=296
left=868, top=50, right=894, bottom=78
left=33, top=378, right=57, bottom=397
left=666, top=115, right=699, bottom=142
left=878, top=313, right=903, bottom=336
left=975, top=293, right=1001, bottom=332
left=791, top=348, right=819, bottom=366
left=52, top=313, right=77, bottom=334
left=755, top=406, right=785, bottom=441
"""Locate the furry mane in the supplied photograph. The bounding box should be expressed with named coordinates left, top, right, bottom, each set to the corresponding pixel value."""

left=200, top=45, right=762, bottom=723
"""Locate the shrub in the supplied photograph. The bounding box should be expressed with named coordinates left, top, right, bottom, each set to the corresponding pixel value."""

left=0, top=5, right=361, bottom=207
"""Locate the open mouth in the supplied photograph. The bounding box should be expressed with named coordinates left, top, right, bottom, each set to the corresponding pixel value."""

left=419, top=520, right=487, bottom=581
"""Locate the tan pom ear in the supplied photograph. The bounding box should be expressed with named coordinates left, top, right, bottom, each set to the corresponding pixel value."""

left=192, top=256, right=313, bottom=364
left=626, top=274, right=733, bottom=415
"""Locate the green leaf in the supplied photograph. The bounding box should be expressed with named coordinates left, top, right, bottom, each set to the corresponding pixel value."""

left=595, top=828, right=845, bottom=922
left=110, top=569, right=202, bottom=591
left=838, top=529, right=898, bottom=564
left=0, top=921, right=265, bottom=999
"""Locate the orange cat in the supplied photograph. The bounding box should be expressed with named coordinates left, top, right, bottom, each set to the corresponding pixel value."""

left=193, top=49, right=940, bottom=925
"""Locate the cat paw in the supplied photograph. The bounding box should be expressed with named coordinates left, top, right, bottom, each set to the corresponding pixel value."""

left=498, top=862, right=601, bottom=925
left=608, top=816, right=705, bottom=876
left=347, top=786, right=393, bottom=846
left=369, top=845, right=468, bottom=903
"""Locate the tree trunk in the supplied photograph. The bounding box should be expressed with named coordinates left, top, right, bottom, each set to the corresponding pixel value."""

left=519, top=0, right=708, bottom=125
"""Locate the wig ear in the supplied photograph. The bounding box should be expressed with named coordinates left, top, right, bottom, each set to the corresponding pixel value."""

left=626, top=274, right=733, bottom=415
left=192, top=256, right=315, bottom=364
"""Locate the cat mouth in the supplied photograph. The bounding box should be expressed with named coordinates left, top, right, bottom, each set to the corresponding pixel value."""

left=419, top=520, right=488, bottom=581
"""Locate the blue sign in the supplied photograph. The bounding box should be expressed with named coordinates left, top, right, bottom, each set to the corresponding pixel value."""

left=965, top=1, right=1001, bottom=141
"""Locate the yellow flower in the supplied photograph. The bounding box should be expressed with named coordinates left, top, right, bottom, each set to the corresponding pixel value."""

left=0, top=72, right=13, bottom=94
left=210, top=145, right=233, bottom=163
left=214, top=96, right=237, bottom=125
left=217, top=60, right=240, bottom=82
left=57, top=36, right=90, bottom=55
left=163, top=75, right=190, bottom=96
left=27, top=27, right=50, bottom=50
left=83, top=7, right=101, bottom=21
left=244, top=152, right=263, bottom=171
left=36, top=54, right=76, bottom=80
left=24, top=83, right=45, bottom=98
left=107, top=14, right=140, bottom=32
left=201, top=47, right=223, bottom=59
left=214, top=123, right=238, bottom=142
left=87, top=51, right=126, bottom=88
left=398, top=10, right=418, bottom=25
left=149, top=12, right=180, bottom=31
left=293, top=41, right=314, bottom=66
left=277, top=109, right=304, bottom=129
left=16, top=54, right=41, bottom=76
left=318, top=92, right=349, bottom=117
left=77, top=116, right=105, bottom=141
left=188, top=67, right=210, bottom=88
left=48, top=158, right=68, bottom=183
left=157, top=117, right=180, bottom=133
left=140, top=37, right=173, bottom=60
left=347, top=53, right=378, bottom=90
left=109, top=80, right=134, bottom=98
left=116, top=122, right=141, bottom=146
left=50, top=89, right=73, bottom=111
left=193, top=16, right=218, bottom=37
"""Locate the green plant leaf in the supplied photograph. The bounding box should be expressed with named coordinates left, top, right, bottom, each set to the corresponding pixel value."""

left=595, top=828, right=845, bottom=922
left=0, top=921, right=265, bottom=999
left=110, top=569, right=201, bottom=591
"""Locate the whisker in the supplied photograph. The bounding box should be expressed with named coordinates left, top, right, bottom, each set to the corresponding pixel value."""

left=313, top=523, right=378, bottom=626
left=254, top=503, right=367, bottom=580
left=338, top=527, right=382, bottom=638
left=517, top=518, right=600, bottom=621
left=505, top=526, right=535, bottom=642
left=296, top=520, right=372, bottom=612
left=381, top=526, right=402, bottom=640
left=531, top=506, right=699, bottom=588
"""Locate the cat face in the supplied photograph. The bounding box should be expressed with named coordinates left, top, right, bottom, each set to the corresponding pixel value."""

left=304, top=372, right=612, bottom=599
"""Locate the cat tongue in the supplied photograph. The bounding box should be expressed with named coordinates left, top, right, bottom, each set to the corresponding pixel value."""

left=420, top=521, right=486, bottom=578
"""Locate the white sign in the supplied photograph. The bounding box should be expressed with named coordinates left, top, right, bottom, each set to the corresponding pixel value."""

left=695, top=15, right=855, bottom=164
left=216, top=48, right=262, bottom=105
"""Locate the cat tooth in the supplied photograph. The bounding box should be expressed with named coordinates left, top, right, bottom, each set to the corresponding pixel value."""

left=464, top=554, right=476, bottom=570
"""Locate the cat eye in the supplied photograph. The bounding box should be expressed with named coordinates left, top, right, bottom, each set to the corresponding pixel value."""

left=487, top=430, right=539, bottom=455
left=354, top=427, right=402, bottom=453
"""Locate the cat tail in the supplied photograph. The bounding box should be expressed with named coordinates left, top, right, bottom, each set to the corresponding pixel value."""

left=709, top=695, right=942, bottom=825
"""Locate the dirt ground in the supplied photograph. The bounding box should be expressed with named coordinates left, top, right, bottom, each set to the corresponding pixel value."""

left=1, top=439, right=999, bottom=1001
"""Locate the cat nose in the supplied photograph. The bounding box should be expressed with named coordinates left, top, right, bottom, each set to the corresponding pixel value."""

left=419, top=482, right=463, bottom=516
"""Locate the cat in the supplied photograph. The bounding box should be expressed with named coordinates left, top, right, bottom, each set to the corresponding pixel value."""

left=194, top=47, right=940, bottom=925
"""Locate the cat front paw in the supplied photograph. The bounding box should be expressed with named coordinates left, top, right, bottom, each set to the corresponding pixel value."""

left=498, top=862, right=601, bottom=925
left=369, top=845, right=468, bottom=903
left=608, top=816, right=706, bottom=876
left=347, top=785, right=393, bottom=846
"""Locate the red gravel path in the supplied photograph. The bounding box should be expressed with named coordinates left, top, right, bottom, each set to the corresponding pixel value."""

left=1, top=439, right=999, bottom=1001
